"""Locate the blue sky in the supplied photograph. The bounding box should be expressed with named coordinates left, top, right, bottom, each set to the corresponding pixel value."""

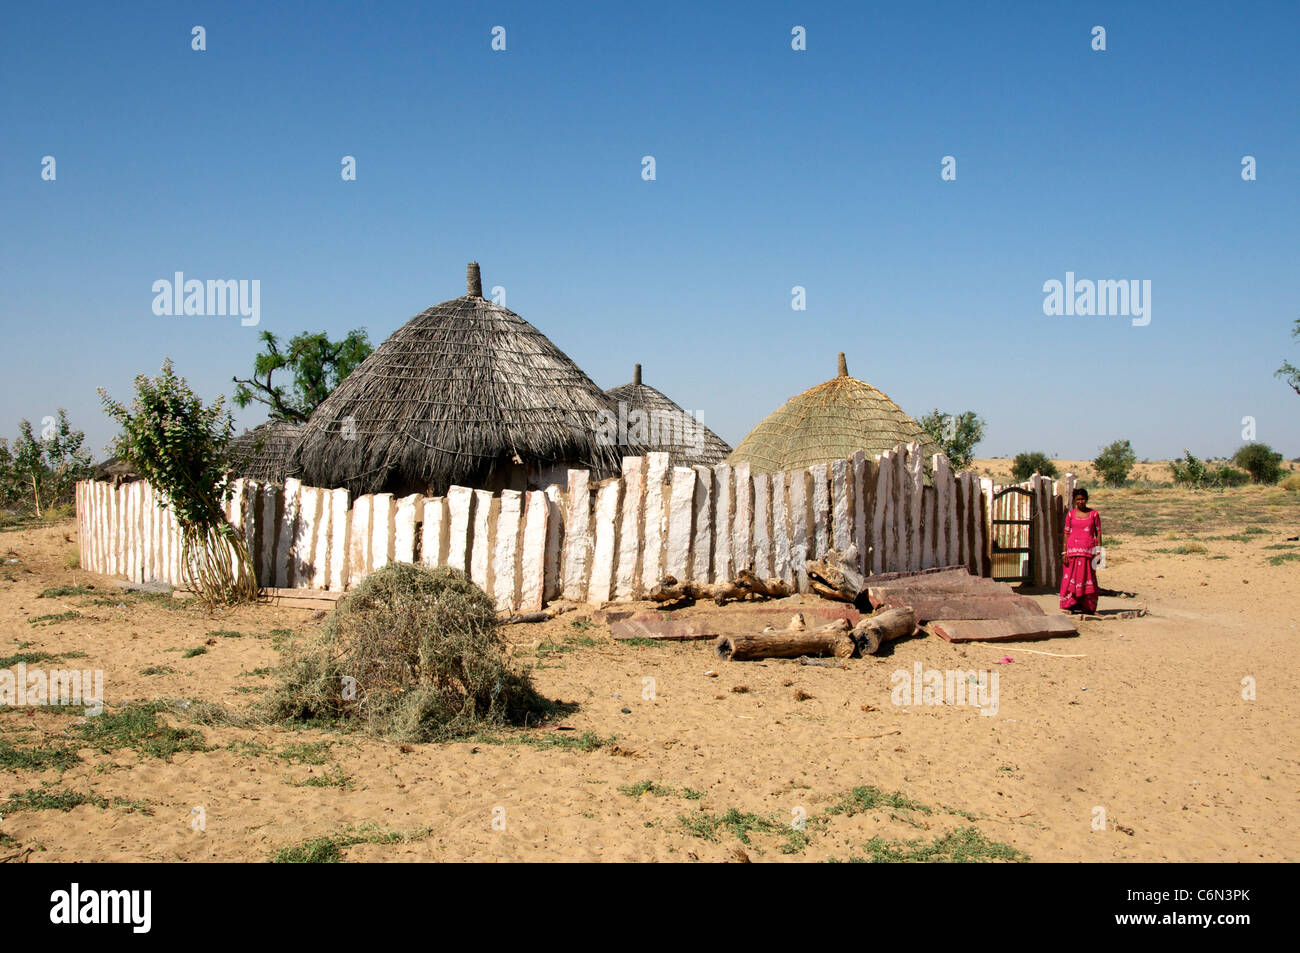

left=3, top=0, right=1297, bottom=462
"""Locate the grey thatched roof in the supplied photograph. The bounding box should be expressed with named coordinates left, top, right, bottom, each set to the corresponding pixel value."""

left=289, top=263, right=621, bottom=495
left=227, top=420, right=303, bottom=484
left=727, top=353, right=941, bottom=473
left=605, top=363, right=732, bottom=467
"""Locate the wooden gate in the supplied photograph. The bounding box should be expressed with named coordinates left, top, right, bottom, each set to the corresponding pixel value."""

left=990, top=486, right=1034, bottom=584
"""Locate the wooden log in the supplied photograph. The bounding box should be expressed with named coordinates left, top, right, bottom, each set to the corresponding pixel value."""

left=649, top=571, right=793, bottom=606
left=852, top=607, right=918, bottom=656
left=715, top=618, right=855, bottom=661
left=805, top=546, right=866, bottom=602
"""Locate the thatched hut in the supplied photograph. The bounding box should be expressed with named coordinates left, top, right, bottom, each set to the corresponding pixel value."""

left=604, top=364, right=732, bottom=467
left=227, top=420, right=303, bottom=484
left=289, top=263, right=620, bottom=496
left=727, top=353, right=940, bottom=473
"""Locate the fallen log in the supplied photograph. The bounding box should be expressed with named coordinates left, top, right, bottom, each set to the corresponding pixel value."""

left=805, top=546, right=866, bottom=602
left=651, top=573, right=793, bottom=606
left=851, top=607, right=918, bottom=656
left=715, top=618, right=855, bottom=661
left=502, top=604, right=575, bottom=625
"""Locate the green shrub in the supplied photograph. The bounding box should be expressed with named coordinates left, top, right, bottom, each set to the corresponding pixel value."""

left=1093, top=440, right=1137, bottom=487
left=1212, top=465, right=1249, bottom=487
left=1169, top=450, right=1210, bottom=488
left=1232, top=443, right=1285, bottom=485
left=263, top=563, right=556, bottom=742
left=1282, top=473, right=1300, bottom=493
left=1010, top=452, right=1058, bottom=482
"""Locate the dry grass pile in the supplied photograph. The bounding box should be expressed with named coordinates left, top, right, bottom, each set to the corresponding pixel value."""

left=264, top=563, right=554, bottom=741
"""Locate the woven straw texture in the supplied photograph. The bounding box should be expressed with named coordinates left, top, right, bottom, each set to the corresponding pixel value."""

left=290, top=268, right=620, bottom=496
left=605, top=369, right=732, bottom=467
left=727, top=358, right=940, bottom=473
left=227, top=420, right=303, bottom=484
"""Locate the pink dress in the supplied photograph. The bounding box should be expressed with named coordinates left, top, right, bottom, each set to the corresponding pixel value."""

left=1060, top=508, right=1100, bottom=613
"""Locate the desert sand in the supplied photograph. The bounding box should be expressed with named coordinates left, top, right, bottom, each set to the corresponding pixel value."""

left=1, top=480, right=1297, bottom=863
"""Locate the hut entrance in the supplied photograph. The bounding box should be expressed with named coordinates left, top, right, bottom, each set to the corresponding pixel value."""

left=990, top=486, right=1034, bottom=584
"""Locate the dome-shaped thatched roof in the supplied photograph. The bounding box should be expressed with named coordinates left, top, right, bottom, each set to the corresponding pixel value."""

left=727, top=354, right=940, bottom=473
left=227, top=420, right=303, bottom=484
left=605, top=364, right=733, bottom=467
left=290, top=263, right=620, bottom=496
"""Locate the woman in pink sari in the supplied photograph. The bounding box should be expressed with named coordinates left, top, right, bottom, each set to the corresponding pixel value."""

left=1060, top=487, right=1101, bottom=613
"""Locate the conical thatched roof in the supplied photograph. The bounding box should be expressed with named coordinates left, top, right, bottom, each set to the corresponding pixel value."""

left=289, top=263, right=621, bottom=496
left=227, top=420, right=303, bottom=484
left=605, top=364, right=733, bottom=467
left=727, top=353, right=941, bottom=473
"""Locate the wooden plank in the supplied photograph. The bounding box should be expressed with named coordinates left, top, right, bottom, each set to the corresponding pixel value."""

left=930, top=616, right=1079, bottom=643
left=608, top=619, right=722, bottom=642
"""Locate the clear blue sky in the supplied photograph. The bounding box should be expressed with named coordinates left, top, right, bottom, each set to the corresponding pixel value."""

left=3, top=0, right=1297, bottom=462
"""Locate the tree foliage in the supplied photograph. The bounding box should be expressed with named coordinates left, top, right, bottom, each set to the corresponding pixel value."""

left=0, top=410, right=93, bottom=517
left=1232, top=442, right=1284, bottom=485
left=99, top=360, right=256, bottom=605
left=1010, top=451, right=1058, bottom=482
left=233, top=329, right=371, bottom=423
left=1093, top=439, right=1137, bottom=487
left=919, top=409, right=986, bottom=470
left=1277, top=318, right=1300, bottom=396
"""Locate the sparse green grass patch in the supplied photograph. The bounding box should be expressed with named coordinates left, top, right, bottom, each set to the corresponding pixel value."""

left=70, top=702, right=208, bottom=761
left=271, top=825, right=430, bottom=863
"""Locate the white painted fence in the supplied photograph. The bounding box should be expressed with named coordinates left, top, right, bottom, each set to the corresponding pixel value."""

left=75, top=443, right=1077, bottom=610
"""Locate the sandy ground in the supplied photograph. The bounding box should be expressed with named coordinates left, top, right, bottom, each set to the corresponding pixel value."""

left=972, top=457, right=1299, bottom=485
left=1, top=483, right=1298, bottom=863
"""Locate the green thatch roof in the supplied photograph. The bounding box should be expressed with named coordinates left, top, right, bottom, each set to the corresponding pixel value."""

left=727, top=353, right=940, bottom=473
left=289, top=263, right=620, bottom=496
left=605, top=364, right=733, bottom=467
left=227, top=420, right=303, bottom=484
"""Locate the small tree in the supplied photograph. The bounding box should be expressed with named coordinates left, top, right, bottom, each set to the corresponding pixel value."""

left=1276, top=318, right=1300, bottom=396
left=1232, top=442, right=1284, bottom=485
left=233, top=329, right=371, bottom=423
left=100, top=360, right=257, bottom=606
left=1011, top=451, right=1058, bottom=482
left=1093, top=439, right=1137, bottom=487
left=1169, top=450, right=1210, bottom=488
left=920, top=409, right=986, bottom=470
left=0, top=410, right=93, bottom=517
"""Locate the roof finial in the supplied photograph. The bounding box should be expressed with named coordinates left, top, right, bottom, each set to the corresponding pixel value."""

left=837, top=352, right=848, bottom=378
left=466, top=261, right=482, bottom=298
left=633, top=363, right=642, bottom=385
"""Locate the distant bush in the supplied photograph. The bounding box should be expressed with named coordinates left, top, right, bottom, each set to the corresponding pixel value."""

left=1093, top=440, right=1137, bottom=487
left=1213, top=466, right=1250, bottom=487
left=264, top=563, right=556, bottom=742
left=1232, top=443, right=1285, bottom=485
left=1282, top=473, right=1300, bottom=493
left=1169, top=450, right=1210, bottom=488
left=1011, top=452, right=1058, bottom=482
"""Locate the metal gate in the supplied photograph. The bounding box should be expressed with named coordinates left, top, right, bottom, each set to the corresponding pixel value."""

left=990, top=486, right=1034, bottom=584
